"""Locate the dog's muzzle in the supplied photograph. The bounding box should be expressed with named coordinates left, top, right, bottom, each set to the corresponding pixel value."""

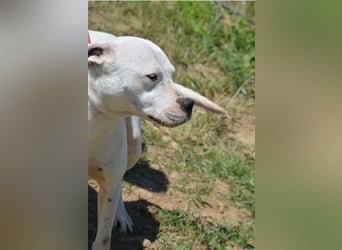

left=146, top=98, right=194, bottom=127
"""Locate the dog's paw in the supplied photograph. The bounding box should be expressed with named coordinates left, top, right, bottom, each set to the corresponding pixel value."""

left=114, top=194, right=133, bottom=233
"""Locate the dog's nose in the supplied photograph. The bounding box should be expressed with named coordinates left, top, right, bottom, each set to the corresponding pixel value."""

left=177, top=98, right=194, bottom=114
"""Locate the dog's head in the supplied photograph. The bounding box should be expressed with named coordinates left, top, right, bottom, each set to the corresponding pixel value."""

left=88, top=37, right=193, bottom=127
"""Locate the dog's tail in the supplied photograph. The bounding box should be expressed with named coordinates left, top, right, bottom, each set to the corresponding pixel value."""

left=173, top=83, right=230, bottom=119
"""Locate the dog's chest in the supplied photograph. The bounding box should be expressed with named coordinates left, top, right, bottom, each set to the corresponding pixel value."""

left=88, top=103, right=127, bottom=166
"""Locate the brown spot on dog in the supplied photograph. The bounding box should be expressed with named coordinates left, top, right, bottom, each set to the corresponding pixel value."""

left=88, top=165, right=104, bottom=182
left=102, top=236, right=110, bottom=245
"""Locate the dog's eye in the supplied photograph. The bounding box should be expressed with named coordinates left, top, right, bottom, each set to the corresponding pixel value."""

left=145, top=74, right=159, bottom=82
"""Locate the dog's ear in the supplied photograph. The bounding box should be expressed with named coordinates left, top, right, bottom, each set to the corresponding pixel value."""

left=88, top=43, right=114, bottom=65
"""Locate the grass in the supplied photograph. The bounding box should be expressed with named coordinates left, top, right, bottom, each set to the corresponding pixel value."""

left=156, top=209, right=254, bottom=249
left=176, top=148, right=255, bottom=213
left=89, top=1, right=255, bottom=249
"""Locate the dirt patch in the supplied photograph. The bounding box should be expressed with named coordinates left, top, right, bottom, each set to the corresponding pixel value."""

left=123, top=172, right=249, bottom=226
left=227, top=102, right=255, bottom=159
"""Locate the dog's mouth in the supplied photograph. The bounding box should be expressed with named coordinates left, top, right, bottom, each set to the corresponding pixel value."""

left=147, top=113, right=191, bottom=128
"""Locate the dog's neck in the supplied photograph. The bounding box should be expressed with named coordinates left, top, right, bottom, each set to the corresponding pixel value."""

left=88, top=76, right=114, bottom=116
left=88, top=98, right=125, bottom=142
left=88, top=57, right=127, bottom=142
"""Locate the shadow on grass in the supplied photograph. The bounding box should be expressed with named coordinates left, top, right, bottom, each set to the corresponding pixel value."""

left=124, top=160, right=169, bottom=193
left=88, top=185, right=161, bottom=250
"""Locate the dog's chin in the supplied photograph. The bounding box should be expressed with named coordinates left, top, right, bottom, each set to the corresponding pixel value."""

left=147, top=114, right=191, bottom=128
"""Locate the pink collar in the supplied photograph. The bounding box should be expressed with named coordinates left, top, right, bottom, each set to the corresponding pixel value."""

left=88, top=32, right=91, bottom=44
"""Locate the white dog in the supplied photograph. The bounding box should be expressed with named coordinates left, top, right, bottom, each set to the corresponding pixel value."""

left=88, top=30, right=228, bottom=250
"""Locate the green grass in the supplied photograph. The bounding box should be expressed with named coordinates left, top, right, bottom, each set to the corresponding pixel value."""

left=156, top=209, right=254, bottom=249
left=174, top=145, right=255, bottom=215
left=89, top=1, right=255, bottom=249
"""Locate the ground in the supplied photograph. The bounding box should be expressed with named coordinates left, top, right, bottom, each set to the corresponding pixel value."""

left=88, top=98, right=255, bottom=250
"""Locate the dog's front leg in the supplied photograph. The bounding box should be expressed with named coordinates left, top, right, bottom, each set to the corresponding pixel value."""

left=114, top=191, right=133, bottom=232
left=111, top=116, right=141, bottom=233
left=92, top=177, right=122, bottom=250
left=125, top=116, right=142, bottom=171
